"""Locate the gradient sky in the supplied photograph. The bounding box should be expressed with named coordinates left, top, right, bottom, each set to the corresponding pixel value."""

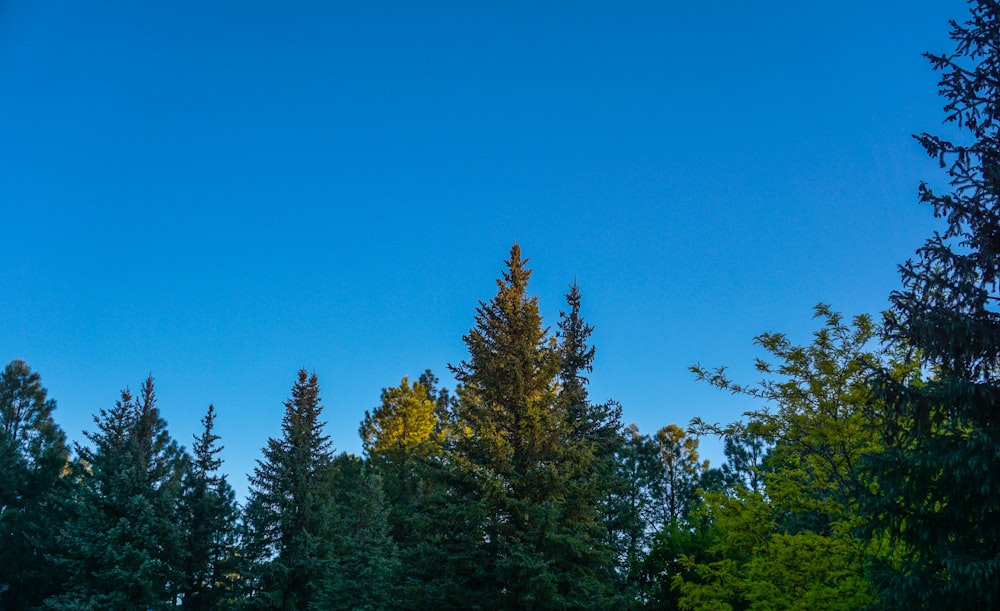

left=1, top=0, right=966, bottom=500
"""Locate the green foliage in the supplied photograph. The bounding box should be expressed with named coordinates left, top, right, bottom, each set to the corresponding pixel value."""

left=0, top=360, right=71, bottom=609
left=318, top=464, right=401, bottom=610
left=442, top=245, right=620, bottom=608
left=361, top=376, right=443, bottom=463
left=673, top=489, right=876, bottom=611
left=242, top=370, right=337, bottom=610
left=652, top=423, right=708, bottom=527
left=673, top=307, right=902, bottom=610
left=863, top=1, right=1000, bottom=607
left=628, top=423, right=711, bottom=608
left=178, top=404, right=240, bottom=609
left=48, top=376, right=187, bottom=610
left=556, top=281, right=628, bottom=605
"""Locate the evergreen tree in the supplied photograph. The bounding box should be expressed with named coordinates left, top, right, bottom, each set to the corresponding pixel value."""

left=178, top=404, right=239, bottom=609
left=865, top=2, right=1000, bottom=606
left=318, top=464, right=401, bottom=610
left=360, top=376, right=444, bottom=472
left=360, top=373, right=448, bottom=598
left=555, top=282, right=626, bottom=604
left=718, top=430, right=767, bottom=494
left=651, top=424, right=707, bottom=528
left=417, top=368, right=457, bottom=438
left=48, top=376, right=187, bottom=609
left=446, top=244, right=601, bottom=608
left=242, top=370, right=337, bottom=610
left=606, top=423, right=663, bottom=602
left=0, top=360, right=71, bottom=609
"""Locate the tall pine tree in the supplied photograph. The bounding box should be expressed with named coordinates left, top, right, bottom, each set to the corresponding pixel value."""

left=446, top=245, right=610, bottom=608
left=49, top=376, right=186, bottom=609
left=0, top=360, right=71, bottom=610
left=178, top=404, right=239, bottom=609
left=555, top=282, right=625, bottom=605
left=242, top=370, right=337, bottom=610
left=864, top=1, right=1000, bottom=606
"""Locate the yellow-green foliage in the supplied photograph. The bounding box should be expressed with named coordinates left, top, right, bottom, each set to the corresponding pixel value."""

left=360, top=377, right=443, bottom=462
left=675, top=307, right=917, bottom=610
left=675, top=490, right=876, bottom=611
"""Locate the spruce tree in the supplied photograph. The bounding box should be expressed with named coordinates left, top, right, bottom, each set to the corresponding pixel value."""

left=49, top=376, right=186, bottom=609
left=360, top=376, right=443, bottom=471
left=318, top=464, right=401, bottom=610
left=0, top=360, right=71, bottom=609
left=865, top=2, right=1000, bottom=606
left=242, top=370, right=337, bottom=610
left=178, top=404, right=239, bottom=609
left=360, top=375, right=446, bottom=573
left=555, top=282, right=625, bottom=605
left=447, top=245, right=603, bottom=608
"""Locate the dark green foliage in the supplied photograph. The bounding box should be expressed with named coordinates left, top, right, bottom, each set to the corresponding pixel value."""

left=446, top=244, right=567, bottom=607
left=443, top=245, right=621, bottom=608
left=555, top=282, right=627, bottom=605
left=0, top=360, right=71, bottom=610
left=606, top=423, right=662, bottom=599
left=318, top=464, right=400, bottom=610
left=242, top=370, right=337, bottom=610
left=178, top=404, right=240, bottom=609
left=865, top=2, right=1000, bottom=607
left=48, top=376, right=187, bottom=610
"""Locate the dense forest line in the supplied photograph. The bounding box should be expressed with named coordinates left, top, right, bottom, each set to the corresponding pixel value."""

left=4, top=2, right=1000, bottom=608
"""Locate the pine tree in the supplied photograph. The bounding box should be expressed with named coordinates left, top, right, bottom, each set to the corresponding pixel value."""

left=318, top=464, right=401, bottom=610
left=242, top=370, right=337, bottom=610
left=446, top=245, right=611, bottom=608
left=178, top=404, right=239, bottom=609
left=865, top=2, right=1000, bottom=606
left=651, top=423, right=708, bottom=528
left=49, top=376, right=187, bottom=609
left=360, top=376, right=444, bottom=469
left=0, top=360, right=71, bottom=609
left=555, top=282, right=625, bottom=605
left=606, top=423, right=663, bottom=602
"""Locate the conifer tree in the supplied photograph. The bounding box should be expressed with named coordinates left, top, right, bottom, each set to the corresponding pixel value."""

left=865, top=1, right=1000, bottom=606
left=607, top=424, right=663, bottom=600
left=318, top=464, right=401, bottom=610
left=446, top=245, right=610, bottom=608
left=360, top=376, right=443, bottom=468
left=361, top=376, right=446, bottom=559
left=651, top=423, right=707, bottom=527
left=446, top=245, right=563, bottom=607
left=0, top=360, right=71, bottom=609
left=242, top=370, right=337, bottom=610
left=555, top=282, right=625, bottom=604
left=178, top=404, right=239, bottom=609
left=49, top=376, right=186, bottom=609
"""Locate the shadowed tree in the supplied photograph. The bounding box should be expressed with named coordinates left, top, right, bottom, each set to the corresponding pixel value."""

left=0, top=360, right=71, bottom=610
left=864, top=2, right=1000, bottom=606
left=178, top=404, right=239, bottom=609
left=242, top=370, right=337, bottom=610
left=442, top=245, right=617, bottom=608
left=48, top=376, right=187, bottom=610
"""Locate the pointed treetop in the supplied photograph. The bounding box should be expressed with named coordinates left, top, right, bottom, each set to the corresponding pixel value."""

left=500, top=243, right=531, bottom=295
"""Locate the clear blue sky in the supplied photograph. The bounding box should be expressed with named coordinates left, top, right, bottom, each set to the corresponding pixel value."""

left=1, top=0, right=965, bottom=500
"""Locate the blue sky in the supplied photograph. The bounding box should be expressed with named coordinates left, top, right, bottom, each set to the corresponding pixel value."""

left=1, top=0, right=965, bottom=500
